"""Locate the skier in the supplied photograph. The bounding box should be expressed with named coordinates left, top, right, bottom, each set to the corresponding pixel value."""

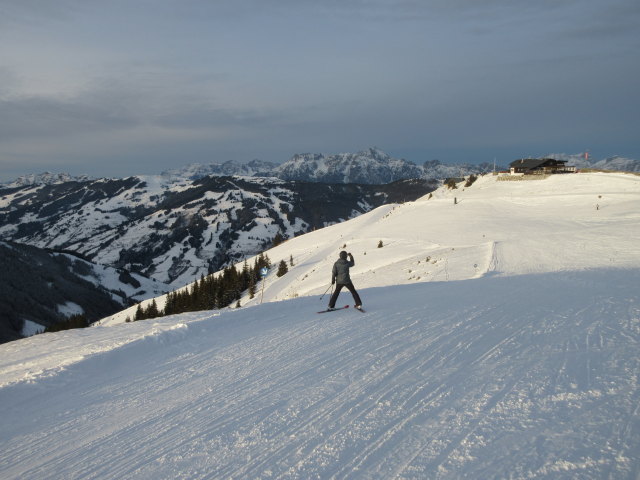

left=328, top=251, right=363, bottom=310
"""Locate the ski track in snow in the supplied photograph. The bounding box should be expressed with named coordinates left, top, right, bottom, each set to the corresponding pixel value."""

left=1, top=271, right=639, bottom=479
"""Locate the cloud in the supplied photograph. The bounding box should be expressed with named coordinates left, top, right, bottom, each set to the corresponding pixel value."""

left=0, top=95, right=137, bottom=140
left=0, top=68, right=20, bottom=97
left=559, top=0, right=640, bottom=40
left=0, top=0, right=86, bottom=29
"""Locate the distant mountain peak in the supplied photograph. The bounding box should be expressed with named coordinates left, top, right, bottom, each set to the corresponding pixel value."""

left=547, top=153, right=640, bottom=172
left=358, top=146, right=390, bottom=160
left=160, top=159, right=280, bottom=182
left=276, top=147, right=422, bottom=184
left=4, top=172, right=93, bottom=188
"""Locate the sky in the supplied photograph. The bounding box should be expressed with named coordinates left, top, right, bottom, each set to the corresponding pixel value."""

left=1, top=0, right=639, bottom=181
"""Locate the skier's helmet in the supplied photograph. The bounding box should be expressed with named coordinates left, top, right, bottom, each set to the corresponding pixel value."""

left=339, top=251, right=348, bottom=260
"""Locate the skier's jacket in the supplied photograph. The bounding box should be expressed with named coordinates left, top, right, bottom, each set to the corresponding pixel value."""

left=332, top=256, right=354, bottom=284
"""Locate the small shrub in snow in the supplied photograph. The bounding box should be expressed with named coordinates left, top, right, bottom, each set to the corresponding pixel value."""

left=465, top=175, right=478, bottom=187
left=276, top=260, right=288, bottom=277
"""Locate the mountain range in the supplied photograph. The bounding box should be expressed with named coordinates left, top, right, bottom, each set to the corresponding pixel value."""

left=548, top=153, right=640, bottom=172
left=6, top=148, right=639, bottom=189
left=0, top=175, right=436, bottom=288
left=152, top=147, right=504, bottom=184
left=0, top=167, right=437, bottom=339
left=2, top=147, right=638, bottom=340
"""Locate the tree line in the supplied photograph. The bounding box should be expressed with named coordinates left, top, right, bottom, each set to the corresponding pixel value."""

left=133, top=253, right=274, bottom=321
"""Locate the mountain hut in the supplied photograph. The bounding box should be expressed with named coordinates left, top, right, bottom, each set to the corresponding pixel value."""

left=509, top=158, right=576, bottom=175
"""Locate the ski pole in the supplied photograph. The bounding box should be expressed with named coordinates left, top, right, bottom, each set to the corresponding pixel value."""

left=320, top=283, right=332, bottom=300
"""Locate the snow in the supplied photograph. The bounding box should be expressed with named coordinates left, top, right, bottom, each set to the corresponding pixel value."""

left=56, top=301, right=83, bottom=317
left=1, top=172, right=639, bottom=479
left=20, top=320, right=44, bottom=337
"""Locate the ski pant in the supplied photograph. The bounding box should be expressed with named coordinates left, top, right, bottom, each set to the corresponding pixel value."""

left=329, top=282, right=362, bottom=308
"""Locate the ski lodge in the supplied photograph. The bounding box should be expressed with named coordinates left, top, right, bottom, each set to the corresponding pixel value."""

left=509, top=158, right=576, bottom=175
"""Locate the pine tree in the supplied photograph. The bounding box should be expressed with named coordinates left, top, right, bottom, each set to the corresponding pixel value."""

left=262, top=253, right=272, bottom=269
left=248, top=275, right=257, bottom=299
left=276, top=259, right=288, bottom=277
left=241, top=260, right=251, bottom=293
left=146, top=299, right=159, bottom=319
left=272, top=231, right=285, bottom=247
left=163, top=292, right=174, bottom=316
left=134, top=303, right=145, bottom=321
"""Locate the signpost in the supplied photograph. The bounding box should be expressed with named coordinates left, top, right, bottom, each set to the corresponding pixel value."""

left=260, top=267, right=269, bottom=304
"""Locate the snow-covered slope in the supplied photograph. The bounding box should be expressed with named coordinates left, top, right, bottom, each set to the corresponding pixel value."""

left=103, top=171, right=640, bottom=322
left=1, top=172, right=639, bottom=479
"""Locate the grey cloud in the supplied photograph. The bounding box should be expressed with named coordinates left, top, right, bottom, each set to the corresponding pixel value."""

left=0, top=0, right=86, bottom=29
left=154, top=106, right=281, bottom=129
left=559, top=1, right=640, bottom=40
left=0, top=67, right=20, bottom=96
left=0, top=95, right=138, bottom=140
left=242, top=0, right=582, bottom=22
left=0, top=63, right=221, bottom=141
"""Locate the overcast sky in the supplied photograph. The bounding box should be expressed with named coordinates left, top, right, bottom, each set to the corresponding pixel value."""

left=1, top=0, right=639, bottom=181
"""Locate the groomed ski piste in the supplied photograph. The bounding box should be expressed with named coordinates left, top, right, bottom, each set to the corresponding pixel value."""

left=1, top=172, right=639, bottom=479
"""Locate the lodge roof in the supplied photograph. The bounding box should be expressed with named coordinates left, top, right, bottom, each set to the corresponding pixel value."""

left=509, top=158, right=567, bottom=170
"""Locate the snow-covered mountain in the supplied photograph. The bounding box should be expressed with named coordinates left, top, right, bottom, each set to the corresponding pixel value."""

left=161, top=159, right=280, bottom=182
left=155, top=148, right=428, bottom=185
left=160, top=148, right=504, bottom=184
left=158, top=148, right=640, bottom=185
left=2, top=171, right=638, bottom=478
left=0, top=175, right=437, bottom=288
left=151, top=148, right=640, bottom=186
left=6, top=150, right=637, bottom=190
left=0, top=241, right=168, bottom=344
left=549, top=153, right=640, bottom=172
left=275, top=147, right=425, bottom=184
left=421, top=159, right=500, bottom=179
left=3, top=171, right=94, bottom=188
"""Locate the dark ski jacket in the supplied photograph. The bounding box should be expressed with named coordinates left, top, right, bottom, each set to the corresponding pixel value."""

left=332, top=256, right=354, bottom=285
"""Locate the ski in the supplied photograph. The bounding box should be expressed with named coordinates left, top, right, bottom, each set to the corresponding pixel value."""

left=354, top=306, right=366, bottom=313
left=317, top=305, right=349, bottom=314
